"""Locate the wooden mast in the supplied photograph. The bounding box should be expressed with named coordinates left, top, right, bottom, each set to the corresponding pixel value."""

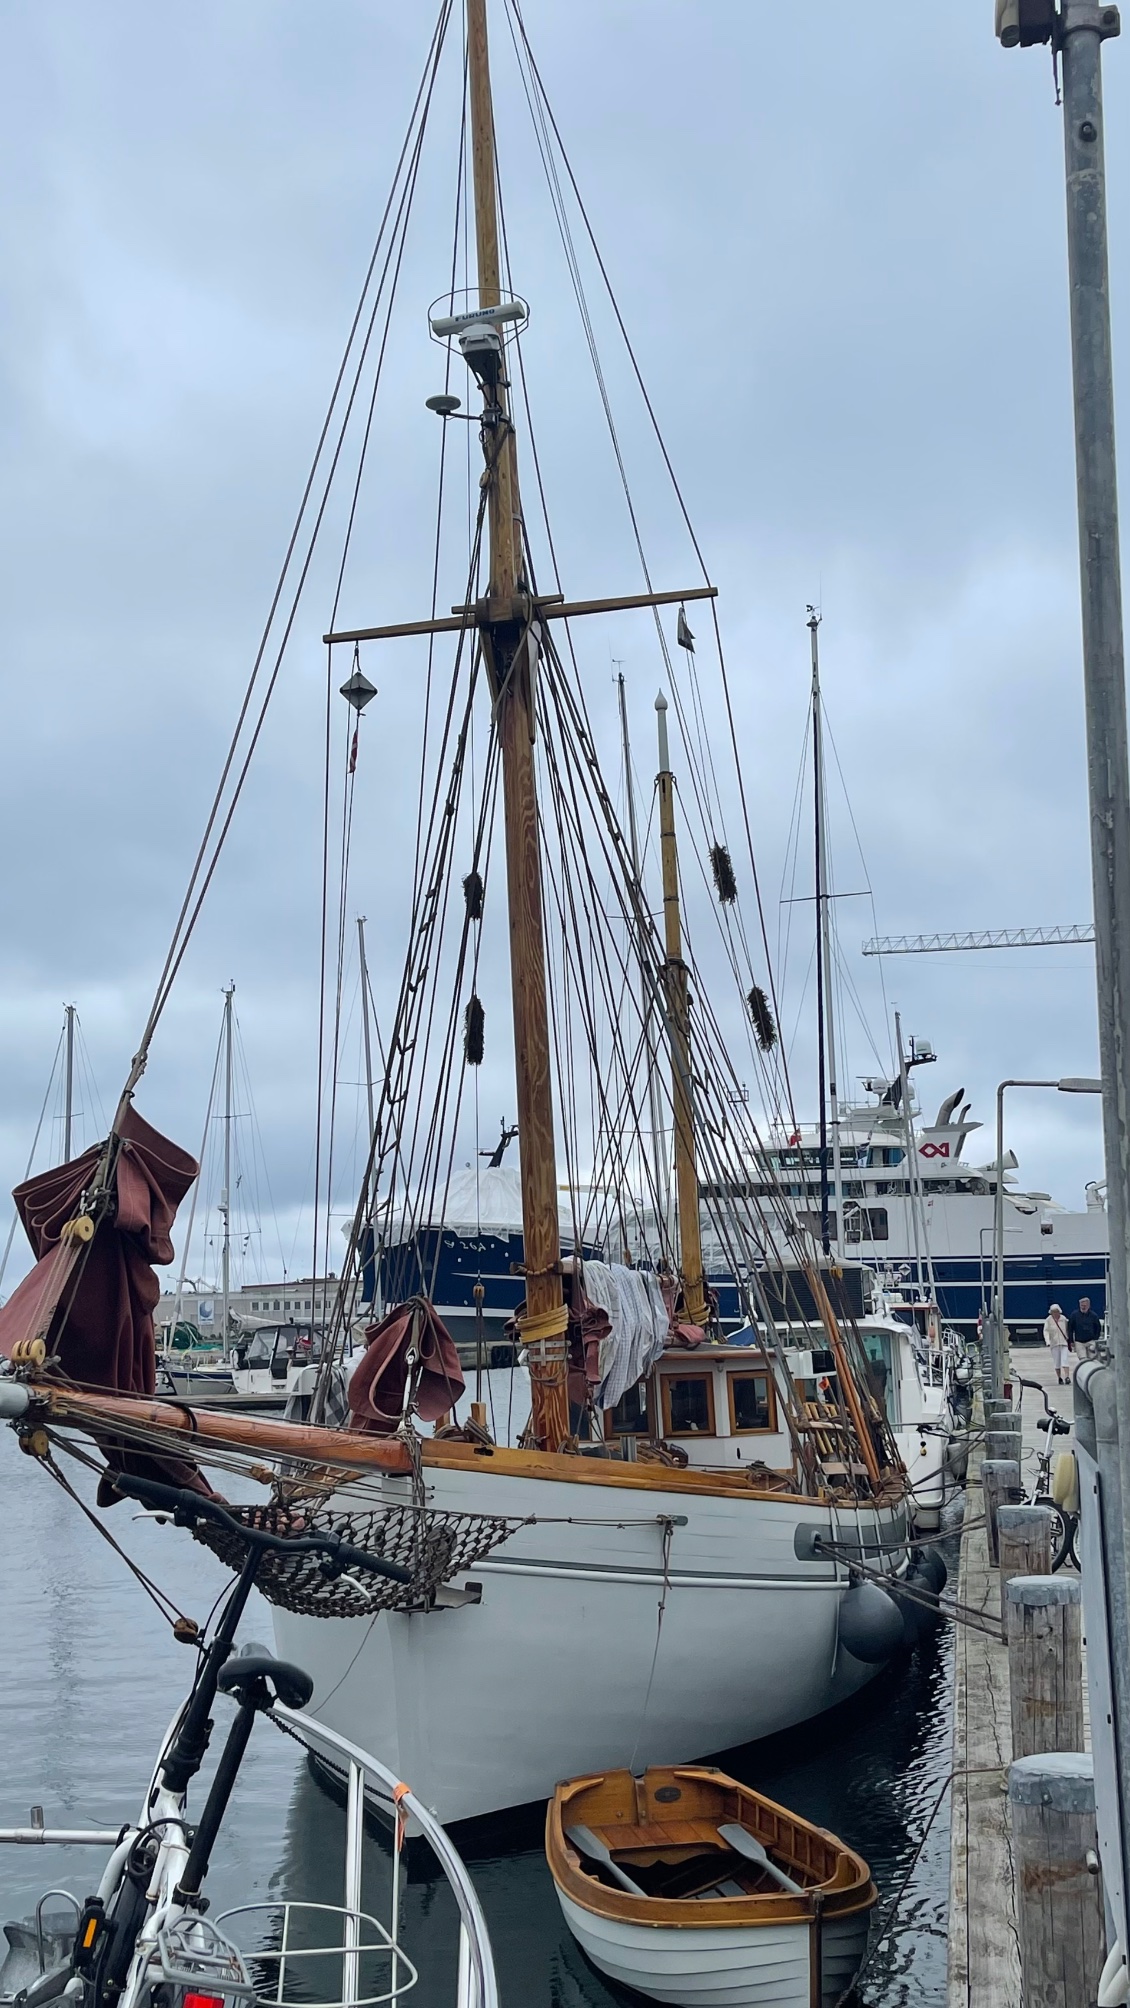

left=655, top=692, right=708, bottom=1325
left=466, top=0, right=569, bottom=1449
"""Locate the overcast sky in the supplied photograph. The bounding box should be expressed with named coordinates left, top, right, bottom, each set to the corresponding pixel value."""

left=0, top=1, right=1123, bottom=1293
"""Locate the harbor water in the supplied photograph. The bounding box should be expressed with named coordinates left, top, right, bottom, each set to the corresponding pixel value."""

left=0, top=1441, right=954, bottom=2005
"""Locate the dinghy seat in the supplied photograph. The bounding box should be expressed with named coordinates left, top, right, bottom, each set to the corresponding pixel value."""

left=217, top=1653, right=314, bottom=1710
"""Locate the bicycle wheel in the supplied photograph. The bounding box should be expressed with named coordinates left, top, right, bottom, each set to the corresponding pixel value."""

left=1035, top=1494, right=1078, bottom=1572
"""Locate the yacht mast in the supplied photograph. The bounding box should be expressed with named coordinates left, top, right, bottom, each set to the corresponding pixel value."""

left=809, top=611, right=842, bottom=1259
left=63, top=1004, right=75, bottom=1161
left=617, top=672, right=669, bottom=1232
left=655, top=692, right=708, bottom=1323
left=466, top=0, right=568, bottom=1448
left=220, top=982, right=234, bottom=1354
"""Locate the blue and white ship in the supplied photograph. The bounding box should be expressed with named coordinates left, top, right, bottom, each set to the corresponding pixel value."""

left=704, top=1064, right=1108, bottom=1340
left=370, top=1066, right=1107, bottom=1347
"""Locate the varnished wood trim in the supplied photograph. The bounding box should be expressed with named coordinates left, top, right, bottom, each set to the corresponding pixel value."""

left=545, top=1765, right=877, bottom=1931
left=421, top=1434, right=819, bottom=1500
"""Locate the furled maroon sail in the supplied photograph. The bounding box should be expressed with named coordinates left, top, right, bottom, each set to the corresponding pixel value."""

left=0, top=1106, right=211, bottom=1495
left=348, top=1297, right=465, bottom=1434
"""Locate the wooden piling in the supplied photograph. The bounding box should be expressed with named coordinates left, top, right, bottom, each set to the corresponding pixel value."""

left=1005, top=1575, right=1084, bottom=1759
left=1008, top=1752, right=1103, bottom=2008
left=985, top=1426, right=1023, bottom=1467
left=997, top=1504, right=1054, bottom=1644
left=982, top=1457, right=1022, bottom=1566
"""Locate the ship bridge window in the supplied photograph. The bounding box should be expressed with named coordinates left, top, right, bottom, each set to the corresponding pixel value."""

left=728, top=1371, right=775, bottom=1433
left=797, top=1209, right=837, bottom=1243
left=845, top=1205, right=890, bottom=1243
left=661, top=1373, right=715, bottom=1436
left=867, top=1147, right=905, bottom=1168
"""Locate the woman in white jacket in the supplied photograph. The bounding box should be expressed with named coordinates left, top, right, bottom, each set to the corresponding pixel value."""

left=1043, top=1303, right=1073, bottom=1385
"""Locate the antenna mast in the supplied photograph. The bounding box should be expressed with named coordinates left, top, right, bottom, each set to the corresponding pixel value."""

left=466, top=0, right=568, bottom=1448
left=655, top=692, right=708, bottom=1324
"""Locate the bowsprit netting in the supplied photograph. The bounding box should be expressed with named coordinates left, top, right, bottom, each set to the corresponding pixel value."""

left=191, top=1499, right=519, bottom=1616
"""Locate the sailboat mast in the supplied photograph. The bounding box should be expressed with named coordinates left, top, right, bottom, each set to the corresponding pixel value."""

left=221, top=982, right=234, bottom=1353
left=357, top=915, right=376, bottom=1146
left=63, top=1004, right=75, bottom=1161
left=617, top=673, right=669, bottom=1228
left=809, top=612, right=842, bottom=1260
left=655, top=692, right=708, bottom=1324
left=466, top=0, right=568, bottom=1449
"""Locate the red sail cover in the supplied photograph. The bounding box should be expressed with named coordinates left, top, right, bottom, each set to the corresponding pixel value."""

left=348, top=1298, right=465, bottom=1435
left=0, top=1106, right=210, bottom=1495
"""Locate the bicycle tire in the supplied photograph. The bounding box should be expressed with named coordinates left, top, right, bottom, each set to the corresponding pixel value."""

left=1035, top=1493, right=1079, bottom=1572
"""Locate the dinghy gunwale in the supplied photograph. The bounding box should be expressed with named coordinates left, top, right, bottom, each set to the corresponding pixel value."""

left=546, top=1765, right=877, bottom=1931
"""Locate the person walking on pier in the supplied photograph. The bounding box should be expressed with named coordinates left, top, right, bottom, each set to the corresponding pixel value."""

left=1068, top=1296, right=1102, bottom=1361
left=1043, top=1303, right=1073, bottom=1384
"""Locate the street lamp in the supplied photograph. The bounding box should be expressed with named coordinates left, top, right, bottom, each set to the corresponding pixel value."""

left=988, top=1075, right=1104, bottom=1398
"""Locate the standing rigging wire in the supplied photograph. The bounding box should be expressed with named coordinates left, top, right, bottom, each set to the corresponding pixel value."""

left=503, top=0, right=796, bottom=1134
left=120, top=0, right=456, bottom=1094
left=494, top=33, right=794, bottom=1138
left=170, top=1007, right=226, bottom=1334
left=0, top=1020, right=65, bottom=1298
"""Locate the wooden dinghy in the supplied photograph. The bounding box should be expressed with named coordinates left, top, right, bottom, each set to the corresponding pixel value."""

left=546, top=1766, right=877, bottom=2008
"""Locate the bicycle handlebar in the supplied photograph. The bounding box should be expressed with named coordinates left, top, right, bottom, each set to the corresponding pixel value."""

left=113, top=1472, right=413, bottom=1586
left=1014, top=1375, right=1056, bottom=1419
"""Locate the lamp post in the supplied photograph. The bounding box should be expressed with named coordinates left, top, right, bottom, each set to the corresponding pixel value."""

left=990, top=1076, right=1104, bottom=1399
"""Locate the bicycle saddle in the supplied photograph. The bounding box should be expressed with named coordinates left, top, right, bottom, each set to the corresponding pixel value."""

left=217, top=1652, right=314, bottom=1709
left=1037, top=1413, right=1071, bottom=1435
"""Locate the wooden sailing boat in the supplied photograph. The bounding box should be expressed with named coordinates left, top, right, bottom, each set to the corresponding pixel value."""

left=0, top=0, right=915, bottom=1826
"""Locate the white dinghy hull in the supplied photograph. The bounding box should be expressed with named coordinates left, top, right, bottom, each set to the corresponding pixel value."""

left=557, top=1890, right=868, bottom=2007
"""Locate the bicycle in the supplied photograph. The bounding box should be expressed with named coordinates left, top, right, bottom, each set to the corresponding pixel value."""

left=3, top=1473, right=414, bottom=2008
left=1014, top=1376, right=1079, bottom=1571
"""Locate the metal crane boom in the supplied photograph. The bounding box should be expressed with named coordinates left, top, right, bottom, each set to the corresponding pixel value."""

left=861, top=924, right=1095, bottom=956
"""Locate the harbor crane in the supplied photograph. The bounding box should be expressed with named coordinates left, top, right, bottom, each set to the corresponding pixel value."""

left=861, top=924, right=1095, bottom=956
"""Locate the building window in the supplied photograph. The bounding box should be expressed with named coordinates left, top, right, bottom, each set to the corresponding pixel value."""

left=661, top=1373, right=715, bottom=1437
left=273, top=1300, right=280, bottom=1311
left=728, top=1371, right=774, bottom=1433
left=305, top=1298, right=311, bottom=1310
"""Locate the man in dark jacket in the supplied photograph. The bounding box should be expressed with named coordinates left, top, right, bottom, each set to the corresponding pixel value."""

left=1068, top=1297, right=1103, bottom=1358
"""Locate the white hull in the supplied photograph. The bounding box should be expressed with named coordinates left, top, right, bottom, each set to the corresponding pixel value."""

left=274, top=1462, right=907, bottom=1823
left=556, top=1890, right=868, bottom=2008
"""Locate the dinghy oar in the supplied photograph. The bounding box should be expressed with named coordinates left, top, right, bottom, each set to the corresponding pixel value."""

left=565, top=1826, right=647, bottom=1896
left=717, top=1823, right=803, bottom=1893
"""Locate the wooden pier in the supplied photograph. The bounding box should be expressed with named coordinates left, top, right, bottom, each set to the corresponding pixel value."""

left=947, top=1344, right=1083, bottom=2007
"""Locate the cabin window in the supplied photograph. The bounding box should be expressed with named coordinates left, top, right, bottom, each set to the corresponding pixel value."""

left=862, top=1331, right=900, bottom=1426
left=661, top=1373, right=715, bottom=1437
left=609, top=1383, right=650, bottom=1435
left=728, top=1371, right=774, bottom=1433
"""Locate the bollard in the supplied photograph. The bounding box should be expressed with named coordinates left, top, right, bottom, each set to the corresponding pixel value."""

left=986, top=1426, right=1023, bottom=1468
left=1005, top=1575, right=1084, bottom=1759
left=986, top=1402, right=1017, bottom=1429
left=997, top=1504, right=1054, bottom=1644
left=1008, top=1753, right=1103, bottom=2008
left=982, top=1457, right=1022, bottom=1565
